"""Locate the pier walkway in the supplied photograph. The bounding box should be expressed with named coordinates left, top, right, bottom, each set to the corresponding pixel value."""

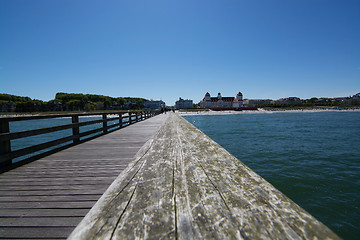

left=0, top=113, right=168, bottom=239
left=70, top=113, right=340, bottom=240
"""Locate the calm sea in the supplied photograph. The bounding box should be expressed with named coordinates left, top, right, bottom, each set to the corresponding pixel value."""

left=184, top=111, right=360, bottom=240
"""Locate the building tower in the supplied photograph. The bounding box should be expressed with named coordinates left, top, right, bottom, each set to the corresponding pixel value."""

left=236, top=92, right=243, bottom=107
left=204, top=92, right=211, bottom=101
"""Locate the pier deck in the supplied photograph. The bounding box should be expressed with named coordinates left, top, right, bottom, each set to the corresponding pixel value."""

left=0, top=112, right=340, bottom=239
left=0, top=114, right=168, bottom=239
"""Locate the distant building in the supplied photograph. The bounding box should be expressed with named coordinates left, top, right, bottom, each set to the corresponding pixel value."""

left=316, top=99, right=327, bottom=103
left=175, top=98, right=193, bottom=109
left=243, top=99, right=272, bottom=107
left=333, top=97, right=350, bottom=103
left=200, top=92, right=243, bottom=109
left=143, top=100, right=166, bottom=110
left=275, top=97, right=301, bottom=104
left=353, top=93, right=360, bottom=99
left=1, top=101, right=15, bottom=112
left=48, top=100, right=63, bottom=111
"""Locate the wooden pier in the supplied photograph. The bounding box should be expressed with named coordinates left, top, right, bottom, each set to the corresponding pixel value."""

left=1, top=112, right=340, bottom=239
left=69, top=113, right=340, bottom=240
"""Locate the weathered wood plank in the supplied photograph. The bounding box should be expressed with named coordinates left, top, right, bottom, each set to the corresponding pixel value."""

left=69, top=113, right=341, bottom=240
left=0, top=195, right=102, bottom=202
left=0, top=176, right=116, bottom=182
left=173, top=123, right=241, bottom=239
left=0, top=217, right=83, bottom=227
left=0, top=172, right=121, bottom=179
left=0, top=184, right=109, bottom=191
left=0, top=227, right=75, bottom=239
left=14, top=165, right=127, bottom=171
left=1, top=209, right=90, bottom=217
left=0, top=189, right=105, bottom=196
left=0, top=201, right=96, bottom=209
left=0, top=180, right=112, bottom=187
left=110, top=118, right=176, bottom=239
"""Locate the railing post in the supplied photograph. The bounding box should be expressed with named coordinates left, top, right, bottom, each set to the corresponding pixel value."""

left=102, top=114, right=107, bottom=133
left=0, top=119, right=11, bottom=168
left=119, top=113, right=123, bottom=128
left=72, top=116, right=80, bottom=143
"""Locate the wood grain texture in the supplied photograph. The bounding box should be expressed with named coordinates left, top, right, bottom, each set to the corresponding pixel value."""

left=0, top=114, right=167, bottom=239
left=69, top=112, right=341, bottom=240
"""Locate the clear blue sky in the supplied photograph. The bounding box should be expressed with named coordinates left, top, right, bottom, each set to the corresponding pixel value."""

left=1, top=0, right=359, bottom=106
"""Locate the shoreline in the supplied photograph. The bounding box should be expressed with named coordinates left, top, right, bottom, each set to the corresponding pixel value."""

left=179, top=108, right=360, bottom=116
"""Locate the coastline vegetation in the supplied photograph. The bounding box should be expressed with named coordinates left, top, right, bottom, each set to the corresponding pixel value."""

left=0, top=93, right=148, bottom=113
left=256, top=98, right=360, bottom=110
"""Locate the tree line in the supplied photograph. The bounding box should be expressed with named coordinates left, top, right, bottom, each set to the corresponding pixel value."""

left=0, top=93, right=149, bottom=112
left=257, top=97, right=360, bottom=109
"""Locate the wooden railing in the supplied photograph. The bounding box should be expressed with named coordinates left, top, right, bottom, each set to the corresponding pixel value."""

left=0, top=110, right=159, bottom=172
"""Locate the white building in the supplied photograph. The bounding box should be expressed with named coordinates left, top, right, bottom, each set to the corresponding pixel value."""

left=200, top=92, right=243, bottom=109
left=175, top=98, right=193, bottom=109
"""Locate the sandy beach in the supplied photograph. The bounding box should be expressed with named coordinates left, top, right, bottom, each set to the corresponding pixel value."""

left=179, top=108, right=360, bottom=116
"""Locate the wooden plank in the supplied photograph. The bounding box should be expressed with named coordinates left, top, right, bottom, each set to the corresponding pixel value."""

left=0, top=209, right=90, bottom=217
left=1, top=169, right=125, bottom=176
left=110, top=118, right=176, bottom=239
left=0, top=184, right=110, bottom=191
left=69, top=113, right=341, bottom=240
left=0, top=201, right=96, bottom=209
left=0, top=195, right=102, bottom=202
left=0, top=180, right=113, bottom=187
left=173, top=122, right=241, bottom=239
left=0, top=227, right=75, bottom=239
left=17, top=165, right=127, bottom=170
left=0, top=217, right=83, bottom=227
left=0, top=176, right=116, bottom=182
left=0, top=189, right=106, bottom=196
left=0, top=172, right=121, bottom=179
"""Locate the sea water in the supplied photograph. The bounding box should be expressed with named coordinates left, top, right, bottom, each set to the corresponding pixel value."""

left=184, top=111, right=360, bottom=240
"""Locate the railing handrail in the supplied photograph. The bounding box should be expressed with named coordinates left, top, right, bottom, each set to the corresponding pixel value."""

left=0, top=110, right=141, bottom=122
left=0, top=110, right=160, bottom=172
